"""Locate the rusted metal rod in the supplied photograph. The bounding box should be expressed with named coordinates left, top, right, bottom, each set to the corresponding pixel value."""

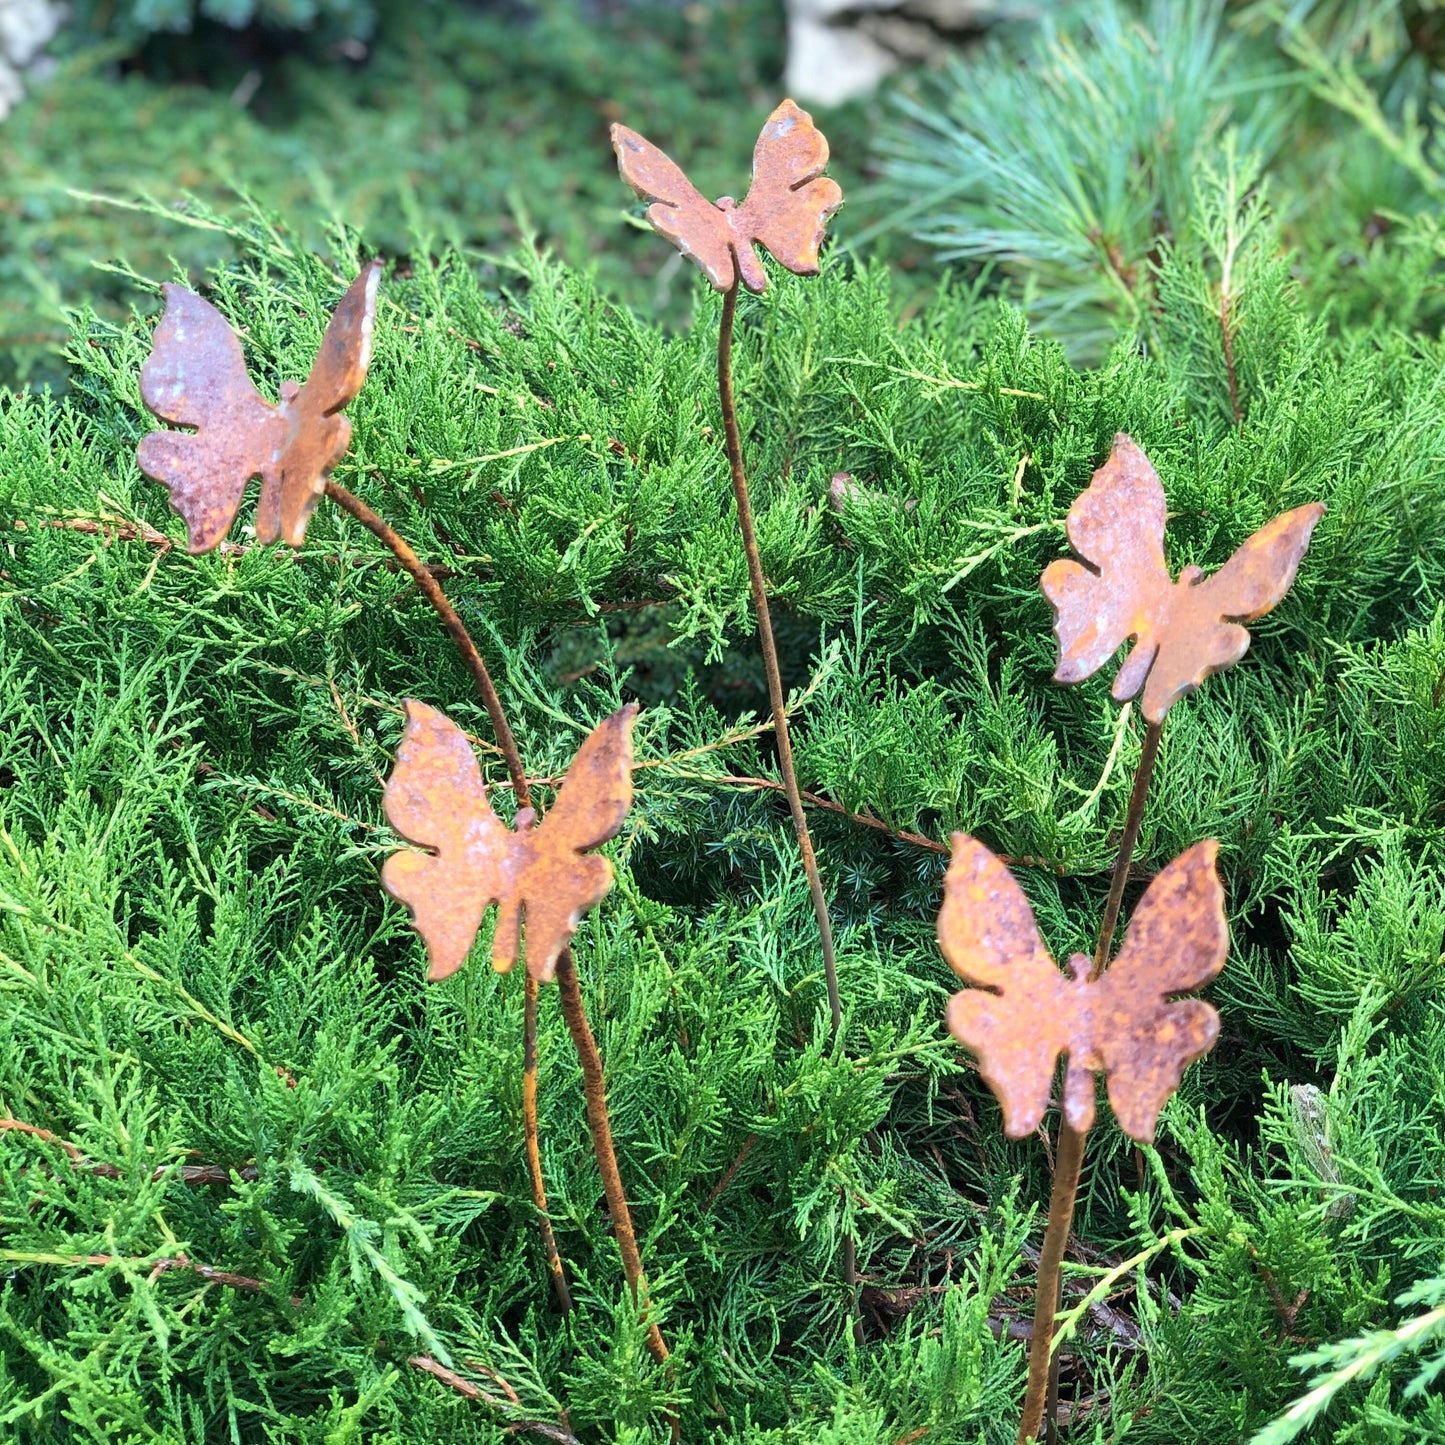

left=1017, top=1121, right=1087, bottom=1445
left=555, top=949, right=670, bottom=1370
left=525, top=971, right=573, bottom=1314
left=717, top=282, right=842, bottom=1039
left=717, top=281, right=860, bottom=1340
left=1019, top=720, right=1164, bottom=1445
left=323, top=478, right=573, bottom=1315
left=324, top=481, right=529, bottom=804
left=1091, top=721, right=1163, bottom=979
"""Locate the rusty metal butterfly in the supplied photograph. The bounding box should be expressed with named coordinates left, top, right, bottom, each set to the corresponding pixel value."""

left=381, top=701, right=639, bottom=985
left=1042, top=434, right=1325, bottom=724
left=137, top=261, right=381, bottom=554
left=938, top=834, right=1227, bottom=1144
left=611, top=98, right=842, bottom=294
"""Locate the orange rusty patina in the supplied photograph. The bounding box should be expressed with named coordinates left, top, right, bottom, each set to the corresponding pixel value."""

left=937, top=834, right=1228, bottom=1144
left=611, top=98, right=842, bottom=295
left=381, top=701, right=639, bottom=985
left=1042, top=434, right=1325, bottom=724
left=137, top=261, right=381, bottom=554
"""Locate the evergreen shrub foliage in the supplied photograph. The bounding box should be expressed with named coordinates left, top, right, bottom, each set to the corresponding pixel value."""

left=1, top=164, right=1444, bottom=1442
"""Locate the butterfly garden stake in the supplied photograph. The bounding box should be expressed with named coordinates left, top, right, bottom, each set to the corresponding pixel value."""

left=942, top=434, right=1324, bottom=1444
left=382, top=699, right=675, bottom=1379
left=610, top=99, right=857, bottom=1333
left=135, top=263, right=571, bottom=1315
left=610, top=101, right=845, bottom=1039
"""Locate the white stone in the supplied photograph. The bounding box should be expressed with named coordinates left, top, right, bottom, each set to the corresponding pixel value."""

left=785, top=0, right=905, bottom=107
left=785, top=0, right=1029, bottom=106
left=0, top=54, right=22, bottom=121
left=0, top=0, right=65, bottom=119
left=0, top=0, right=64, bottom=68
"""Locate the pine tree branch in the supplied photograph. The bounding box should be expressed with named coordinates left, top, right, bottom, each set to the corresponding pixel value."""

left=705, top=774, right=950, bottom=855
left=10, top=515, right=461, bottom=577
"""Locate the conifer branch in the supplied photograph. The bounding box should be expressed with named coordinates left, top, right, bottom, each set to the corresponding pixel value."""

left=10, top=515, right=461, bottom=578
left=0, top=1249, right=297, bottom=1304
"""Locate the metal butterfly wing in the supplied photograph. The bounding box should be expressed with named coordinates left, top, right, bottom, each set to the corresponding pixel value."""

left=137, top=285, right=286, bottom=555
left=1042, top=433, right=1324, bottom=723
left=505, top=704, right=639, bottom=983
left=939, top=834, right=1077, bottom=1138
left=732, top=99, right=843, bottom=293
left=611, top=98, right=841, bottom=295
left=1086, top=840, right=1228, bottom=1143
left=262, top=258, right=382, bottom=547
left=382, top=702, right=638, bottom=986
left=611, top=123, right=738, bottom=291
left=1136, top=502, right=1326, bottom=723
left=138, top=262, right=381, bottom=553
left=381, top=700, right=511, bottom=982
left=1040, top=433, right=1173, bottom=709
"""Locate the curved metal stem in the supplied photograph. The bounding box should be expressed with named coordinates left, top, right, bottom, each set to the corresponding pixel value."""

left=324, top=481, right=530, bottom=805
left=324, top=479, right=576, bottom=1315
left=1017, top=718, right=1164, bottom=1444
left=1016, top=1122, right=1086, bottom=1444
left=717, top=284, right=842, bottom=1039
left=555, top=950, right=670, bottom=1369
left=525, top=971, right=573, bottom=1313
left=1090, top=721, right=1164, bottom=979
left=717, top=285, right=859, bottom=1335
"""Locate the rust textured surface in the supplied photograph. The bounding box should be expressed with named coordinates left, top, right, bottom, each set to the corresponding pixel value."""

left=137, top=261, right=381, bottom=553
left=1041, top=434, right=1325, bottom=723
left=611, top=98, right=842, bottom=294
left=938, top=834, right=1227, bottom=1143
left=381, top=701, right=639, bottom=985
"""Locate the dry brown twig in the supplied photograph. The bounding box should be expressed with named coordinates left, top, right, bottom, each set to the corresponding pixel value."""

left=407, top=1356, right=581, bottom=1445
left=0, top=1116, right=258, bottom=1185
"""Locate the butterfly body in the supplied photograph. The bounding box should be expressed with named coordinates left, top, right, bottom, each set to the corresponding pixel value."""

left=1041, top=434, right=1325, bottom=723
left=137, top=261, right=381, bottom=554
left=939, top=833, right=1227, bottom=1143
left=382, top=700, right=638, bottom=984
left=611, top=99, right=842, bottom=294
